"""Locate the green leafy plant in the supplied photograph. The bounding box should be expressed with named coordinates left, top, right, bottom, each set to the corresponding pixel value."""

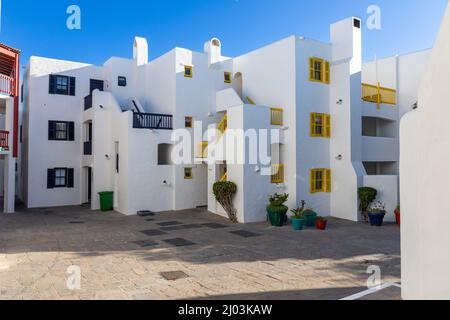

left=396, top=205, right=400, bottom=212
left=213, top=181, right=238, bottom=223
left=290, top=200, right=306, bottom=219
left=358, top=187, right=378, bottom=221
left=268, top=193, right=289, bottom=207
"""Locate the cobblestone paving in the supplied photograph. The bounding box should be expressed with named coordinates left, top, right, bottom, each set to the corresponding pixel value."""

left=0, top=206, right=401, bottom=300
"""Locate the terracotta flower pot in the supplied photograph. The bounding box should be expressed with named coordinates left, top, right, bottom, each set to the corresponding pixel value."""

left=395, top=210, right=400, bottom=226
left=316, top=219, right=328, bottom=230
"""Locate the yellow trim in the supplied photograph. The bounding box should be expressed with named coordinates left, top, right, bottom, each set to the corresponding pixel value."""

left=197, top=142, right=208, bottom=159
left=270, top=108, right=284, bottom=126
left=362, top=82, right=396, bottom=106
left=217, top=113, right=228, bottom=136
left=184, top=167, right=193, bottom=180
left=271, top=164, right=285, bottom=184
left=310, top=113, right=331, bottom=138
left=309, top=57, right=330, bottom=84
left=246, top=96, right=256, bottom=105
left=184, top=66, right=193, bottom=78
left=310, top=169, right=331, bottom=193
left=219, top=172, right=228, bottom=182
left=185, top=116, right=193, bottom=128
left=224, top=72, right=232, bottom=83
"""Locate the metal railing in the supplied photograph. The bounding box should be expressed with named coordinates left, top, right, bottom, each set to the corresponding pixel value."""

left=219, top=172, right=228, bottom=182
left=362, top=83, right=397, bottom=105
left=197, top=142, right=208, bottom=159
left=84, top=141, right=92, bottom=155
left=133, top=112, right=173, bottom=130
left=217, top=113, right=227, bottom=136
left=0, top=131, right=10, bottom=151
left=0, top=74, right=14, bottom=96
left=271, top=164, right=285, bottom=184
left=271, top=108, right=284, bottom=126
left=84, top=94, right=93, bottom=110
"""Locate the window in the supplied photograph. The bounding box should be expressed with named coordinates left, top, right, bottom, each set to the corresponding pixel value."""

left=224, top=72, right=231, bottom=83
left=184, top=168, right=193, bottom=180
left=47, top=168, right=74, bottom=189
left=118, top=76, right=127, bottom=87
left=49, top=75, right=76, bottom=96
left=184, top=66, right=193, bottom=78
left=310, top=169, right=331, bottom=193
left=158, top=144, right=173, bottom=165
left=21, top=83, right=24, bottom=102
left=310, top=113, right=331, bottom=138
left=309, top=58, right=330, bottom=84
left=185, top=116, right=193, bottom=128
left=353, top=18, right=361, bottom=29
left=48, top=121, right=75, bottom=141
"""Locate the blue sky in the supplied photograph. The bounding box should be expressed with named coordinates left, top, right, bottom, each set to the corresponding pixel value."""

left=0, top=0, right=447, bottom=67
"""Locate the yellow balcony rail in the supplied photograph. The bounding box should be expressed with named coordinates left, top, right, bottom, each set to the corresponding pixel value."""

left=217, top=113, right=228, bottom=135
left=362, top=83, right=397, bottom=105
left=219, top=172, right=228, bottom=182
left=197, top=142, right=208, bottom=158
left=271, top=108, right=284, bottom=126
left=271, top=164, right=285, bottom=184
left=246, top=96, right=256, bottom=105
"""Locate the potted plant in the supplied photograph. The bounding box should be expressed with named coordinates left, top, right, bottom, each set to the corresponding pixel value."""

left=267, top=193, right=289, bottom=227
left=303, top=209, right=318, bottom=227
left=367, top=201, right=387, bottom=227
left=358, top=187, right=378, bottom=222
left=290, top=200, right=306, bottom=231
left=316, top=217, right=328, bottom=230
left=394, top=205, right=400, bottom=226
left=213, top=181, right=238, bottom=223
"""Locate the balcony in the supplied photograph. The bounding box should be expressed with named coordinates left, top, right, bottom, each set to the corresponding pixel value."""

left=133, top=112, right=173, bottom=130
left=0, top=74, right=14, bottom=96
left=362, top=136, right=398, bottom=162
left=84, top=94, right=93, bottom=111
left=362, top=83, right=396, bottom=105
left=0, top=43, right=19, bottom=97
left=0, top=130, right=10, bottom=151
left=271, top=164, right=285, bottom=184
left=84, top=141, right=92, bottom=155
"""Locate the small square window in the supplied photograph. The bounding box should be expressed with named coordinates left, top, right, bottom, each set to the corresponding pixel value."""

left=184, top=66, right=193, bottom=78
left=56, top=76, right=69, bottom=94
left=184, top=168, right=193, bottom=180
left=185, top=116, right=193, bottom=128
left=118, top=76, right=127, bottom=87
left=224, top=72, right=231, bottom=83
left=55, top=122, right=68, bottom=140
left=54, top=168, right=67, bottom=188
left=353, top=18, right=361, bottom=29
left=310, top=169, right=331, bottom=193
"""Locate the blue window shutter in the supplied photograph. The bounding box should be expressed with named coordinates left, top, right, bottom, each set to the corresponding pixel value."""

left=68, top=122, right=75, bottom=141
left=47, top=169, right=55, bottom=189
left=48, top=121, right=56, bottom=140
left=67, top=168, right=74, bottom=188
left=49, top=75, right=56, bottom=94
left=69, top=77, right=76, bottom=96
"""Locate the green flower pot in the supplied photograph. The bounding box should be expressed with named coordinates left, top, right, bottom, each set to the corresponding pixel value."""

left=267, top=206, right=288, bottom=227
left=303, top=210, right=318, bottom=227
left=291, top=218, right=305, bottom=230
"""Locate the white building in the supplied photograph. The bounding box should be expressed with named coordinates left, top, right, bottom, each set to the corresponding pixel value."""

left=19, top=17, right=429, bottom=223
left=401, top=2, right=450, bottom=300
left=0, top=43, right=20, bottom=214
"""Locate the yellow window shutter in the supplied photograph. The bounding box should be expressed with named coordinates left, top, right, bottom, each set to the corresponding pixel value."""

left=325, top=114, right=331, bottom=137
left=325, top=169, right=331, bottom=192
left=324, top=61, right=330, bottom=84
left=310, top=170, right=315, bottom=193
left=310, top=113, right=315, bottom=137
left=309, top=58, right=315, bottom=81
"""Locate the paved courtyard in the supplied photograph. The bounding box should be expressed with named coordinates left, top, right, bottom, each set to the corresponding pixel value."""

left=0, top=206, right=400, bottom=300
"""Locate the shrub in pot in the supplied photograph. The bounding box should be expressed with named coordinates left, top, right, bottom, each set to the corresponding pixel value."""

left=394, top=205, right=400, bottom=226
left=290, top=201, right=306, bottom=231
left=303, top=209, right=318, bottom=227
left=213, top=181, right=238, bottom=223
left=367, top=201, right=386, bottom=227
left=316, top=217, right=328, bottom=230
left=358, top=187, right=378, bottom=222
left=267, top=193, right=289, bottom=227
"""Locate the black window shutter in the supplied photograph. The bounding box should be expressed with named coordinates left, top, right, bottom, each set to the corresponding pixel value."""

left=67, top=169, right=74, bottom=188
left=48, top=121, right=56, bottom=140
left=69, top=77, right=76, bottom=96
left=68, top=122, right=75, bottom=141
left=49, top=75, right=56, bottom=94
left=47, top=169, right=55, bottom=189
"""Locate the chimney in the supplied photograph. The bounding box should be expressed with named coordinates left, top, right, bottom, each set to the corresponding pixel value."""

left=330, top=17, right=362, bottom=74
left=133, top=37, right=148, bottom=66
left=204, top=38, right=222, bottom=67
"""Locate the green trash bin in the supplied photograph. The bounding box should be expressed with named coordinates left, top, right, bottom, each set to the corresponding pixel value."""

left=98, top=191, right=114, bottom=212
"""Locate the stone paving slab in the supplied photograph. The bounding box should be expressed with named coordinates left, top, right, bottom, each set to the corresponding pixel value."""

left=0, top=206, right=401, bottom=300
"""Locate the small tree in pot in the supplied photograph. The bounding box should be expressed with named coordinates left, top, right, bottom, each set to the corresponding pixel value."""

left=213, top=181, right=238, bottom=223
left=367, top=201, right=387, bottom=227
left=358, top=187, right=378, bottom=222
left=267, top=193, right=289, bottom=227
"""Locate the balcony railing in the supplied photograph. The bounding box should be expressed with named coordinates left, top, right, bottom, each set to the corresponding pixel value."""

left=271, top=164, right=285, bottom=184
left=362, top=83, right=397, bottom=105
left=217, top=113, right=227, bottom=136
left=133, top=112, right=173, bottom=130
left=84, top=94, right=93, bottom=111
left=271, top=108, right=284, bottom=126
left=0, top=131, right=10, bottom=151
left=219, top=172, right=228, bottom=182
left=0, top=74, right=14, bottom=96
left=197, top=142, right=208, bottom=159
left=84, top=141, right=92, bottom=155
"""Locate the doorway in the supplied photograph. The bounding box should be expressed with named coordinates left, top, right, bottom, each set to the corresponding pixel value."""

left=83, top=167, right=92, bottom=205
left=90, top=79, right=104, bottom=93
